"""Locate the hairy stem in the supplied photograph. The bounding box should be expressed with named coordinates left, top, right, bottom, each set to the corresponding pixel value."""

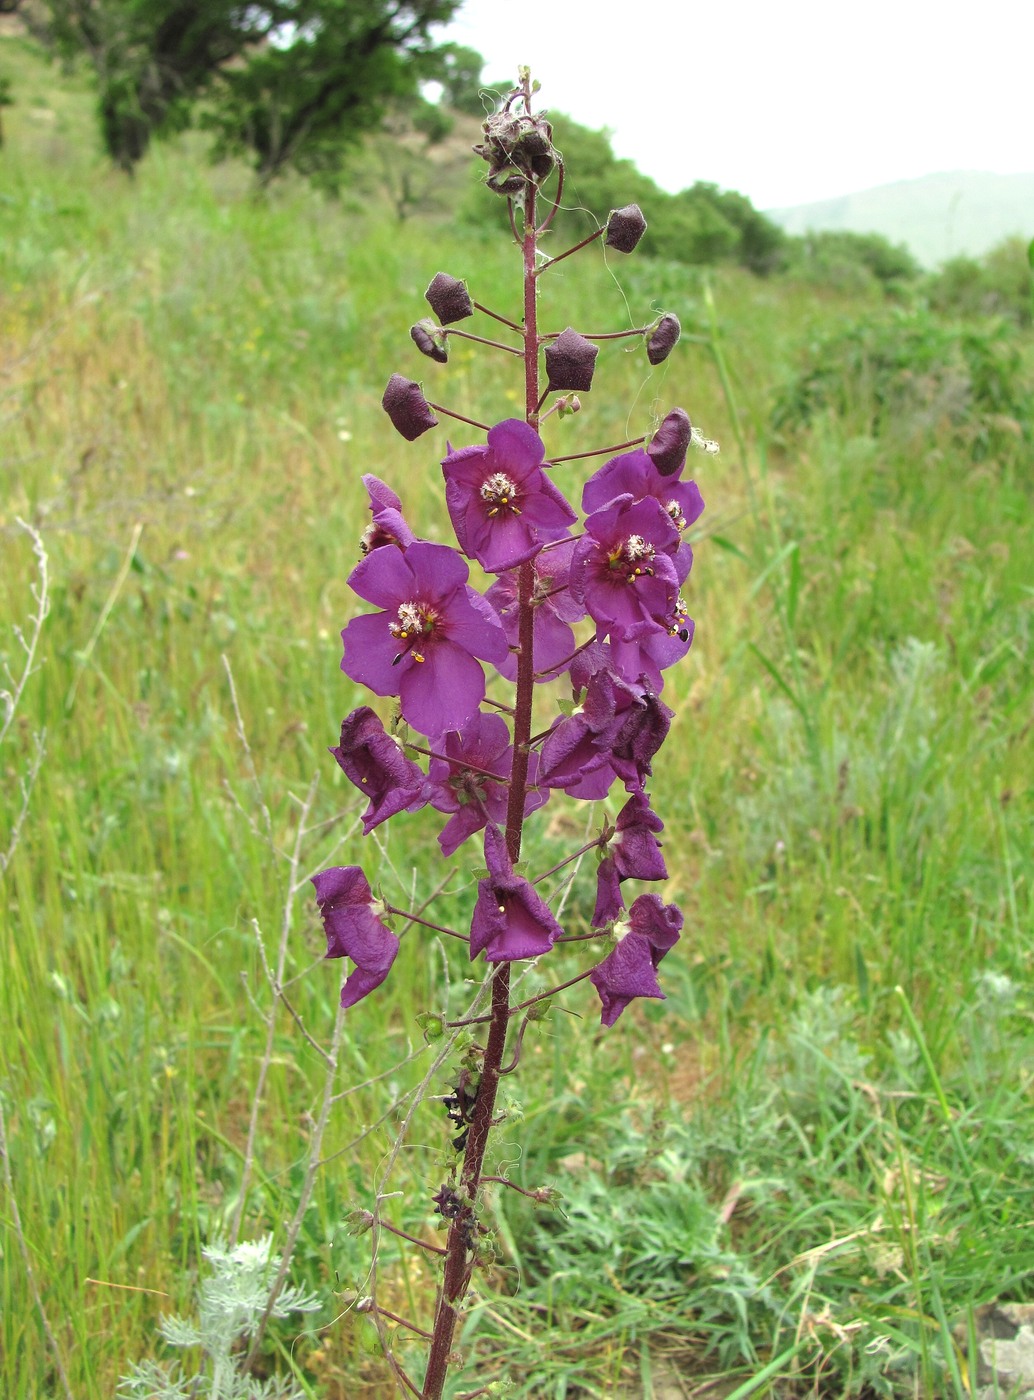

left=421, top=74, right=542, bottom=1400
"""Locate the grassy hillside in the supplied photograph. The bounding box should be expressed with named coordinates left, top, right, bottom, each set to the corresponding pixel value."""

left=2, top=34, right=1033, bottom=1399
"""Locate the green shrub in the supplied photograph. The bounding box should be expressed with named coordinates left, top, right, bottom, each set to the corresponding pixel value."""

left=927, top=236, right=1033, bottom=327
left=771, top=308, right=1033, bottom=458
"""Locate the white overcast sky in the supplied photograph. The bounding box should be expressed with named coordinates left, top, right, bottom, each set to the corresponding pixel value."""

left=439, top=0, right=1034, bottom=210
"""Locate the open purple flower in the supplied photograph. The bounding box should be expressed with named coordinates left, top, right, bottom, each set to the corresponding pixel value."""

left=427, top=712, right=547, bottom=856
left=312, top=865, right=400, bottom=1010
left=442, top=419, right=576, bottom=574
left=340, top=540, right=508, bottom=739
left=589, top=893, right=683, bottom=1026
left=609, top=603, right=695, bottom=692
left=582, top=449, right=703, bottom=584
left=484, top=538, right=584, bottom=682
left=470, top=824, right=562, bottom=962
left=359, top=476, right=417, bottom=555
left=330, top=706, right=429, bottom=834
left=570, top=495, right=680, bottom=645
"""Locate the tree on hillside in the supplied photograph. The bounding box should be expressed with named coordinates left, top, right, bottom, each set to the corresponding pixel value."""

left=40, top=0, right=463, bottom=178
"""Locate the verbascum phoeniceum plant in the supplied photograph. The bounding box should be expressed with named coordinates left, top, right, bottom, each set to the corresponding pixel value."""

left=314, top=69, right=718, bottom=1399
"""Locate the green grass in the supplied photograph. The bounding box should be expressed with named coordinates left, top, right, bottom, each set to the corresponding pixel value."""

left=2, top=33, right=1032, bottom=1399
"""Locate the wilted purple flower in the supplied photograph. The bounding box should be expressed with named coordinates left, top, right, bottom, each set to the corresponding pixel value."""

left=411, top=319, right=448, bottom=363
left=360, top=475, right=417, bottom=555
left=312, top=865, right=400, bottom=1010
left=340, top=540, right=508, bottom=738
left=382, top=374, right=438, bottom=441
left=329, top=706, right=429, bottom=834
left=592, top=857, right=624, bottom=926
left=646, top=408, right=692, bottom=477
left=425, top=272, right=473, bottom=324
left=570, top=495, right=680, bottom=645
left=427, top=712, right=547, bottom=856
left=470, top=824, right=563, bottom=962
left=540, top=656, right=672, bottom=797
left=611, top=791, right=667, bottom=880
left=604, top=204, right=647, bottom=253
left=589, top=893, right=683, bottom=1026
left=485, top=538, right=584, bottom=682
left=442, top=419, right=576, bottom=574
left=582, top=448, right=703, bottom=584
left=645, top=313, right=681, bottom=366
left=544, top=328, right=599, bottom=393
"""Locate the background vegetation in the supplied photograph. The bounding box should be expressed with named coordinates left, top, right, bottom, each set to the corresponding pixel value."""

left=2, top=31, right=1032, bottom=1399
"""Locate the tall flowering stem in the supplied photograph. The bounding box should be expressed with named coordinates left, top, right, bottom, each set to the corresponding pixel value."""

left=312, top=64, right=718, bottom=1399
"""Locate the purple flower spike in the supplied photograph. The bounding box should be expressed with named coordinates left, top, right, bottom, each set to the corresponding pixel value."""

left=340, top=540, right=508, bottom=738
left=312, top=865, right=400, bottom=1010
left=470, top=825, right=562, bottom=963
left=428, top=712, right=547, bottom=857
left=647, top=408, right=692, bottom=477
left=330, top=706, right=429, bottom=834
left=645, top=313, right=681, bottom=366
left=442, top=420, right=577, bottom=574
left=544, top=328, right=599, bottom=393
left=425, top=272, right=473, bottom=324
left=360, top=475, right=417, bottom=554
left=589, top=893, right=683, bottom=1026
left=605, top=204, right=647, bottom=253
left=382, top=374, right=439, bottom=442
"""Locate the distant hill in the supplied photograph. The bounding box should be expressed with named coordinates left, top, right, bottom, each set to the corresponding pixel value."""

left=767, top=172, right=1034, bottom=268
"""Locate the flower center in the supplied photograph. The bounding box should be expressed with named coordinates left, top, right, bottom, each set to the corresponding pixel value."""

left=608, top=534, right=656, bottom=583
left=360, top=523, right=403, bottom=555
left=665, top=498, right=687, bottom=532
left=389, top=600, right=439, bottom=664
left=480, top=472, right=521, bottom=517
left=667, top=593, right=691, bottom=642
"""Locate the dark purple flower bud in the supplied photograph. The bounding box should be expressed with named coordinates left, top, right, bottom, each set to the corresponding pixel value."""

left=425, top=272, right=473, bottom=325
left=410, top=318, right=448, bottom=364
left=645, top=313, right=681, bottom=366
left=604, top=204, right=647, bottom=253
left=329, top=706, right=429, bottom=834
left=589, top=893, right=683, bottom=1026
left=646, top=408, right=692, bottom=477
left=544, top=328, right=599, bottom=394
left=312, top=866, right=400, bottom=1010
left=470, top=825, right=562, bottom=962
left=382, top=374, right=438, bottom=442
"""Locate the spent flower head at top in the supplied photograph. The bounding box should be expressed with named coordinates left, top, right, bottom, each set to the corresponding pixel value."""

left=474, top=99, right=557, bottom=194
